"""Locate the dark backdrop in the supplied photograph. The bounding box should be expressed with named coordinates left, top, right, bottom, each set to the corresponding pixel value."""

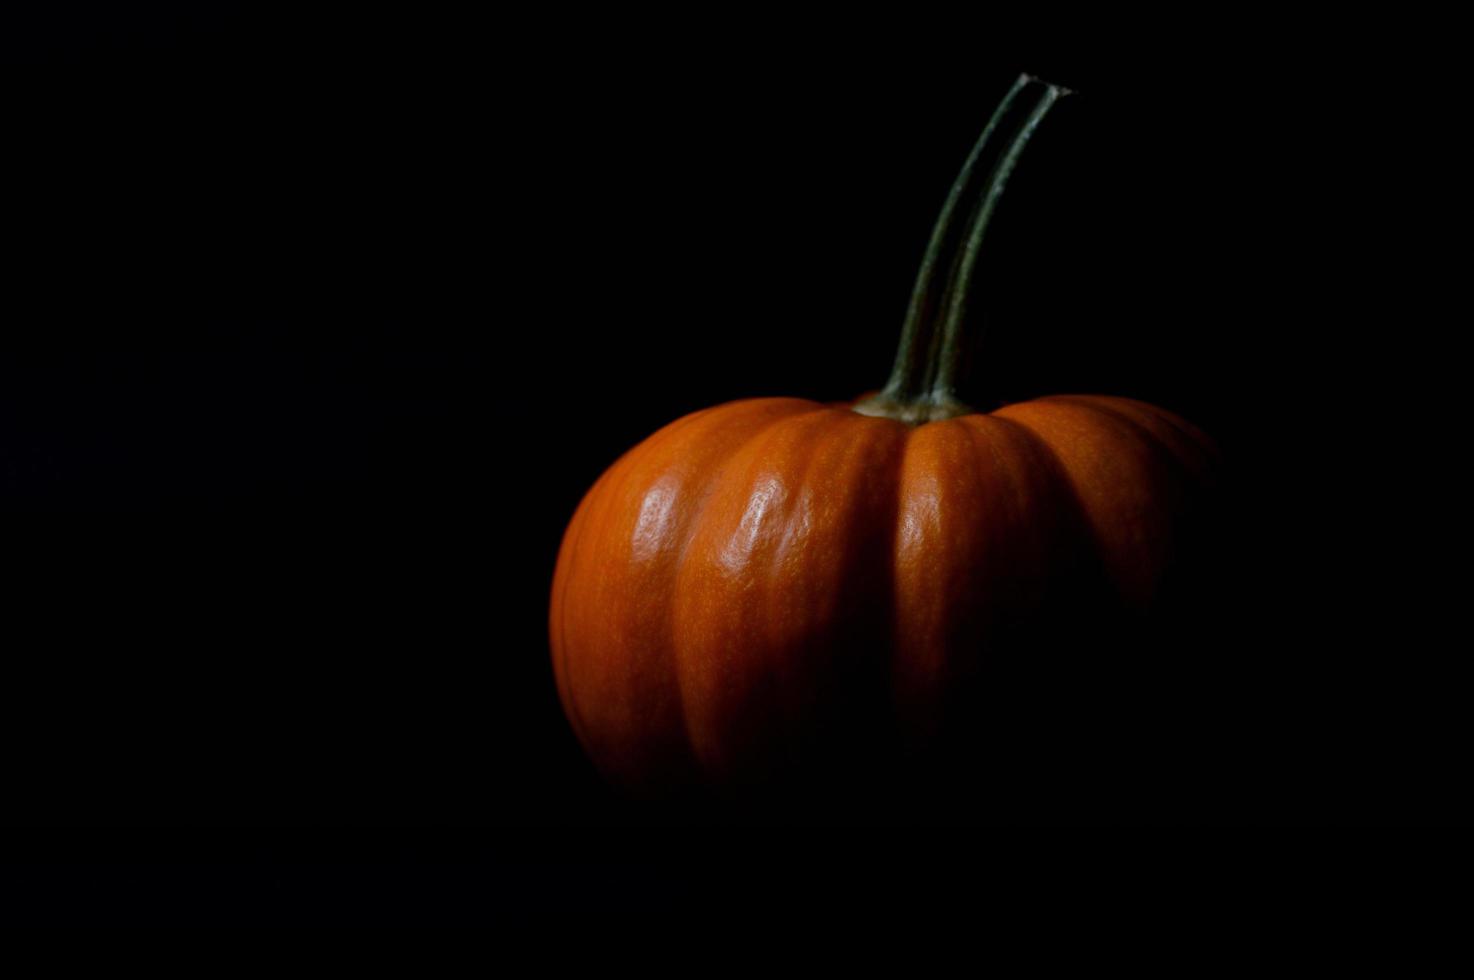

left=1, top=0, right=1456, bottom=859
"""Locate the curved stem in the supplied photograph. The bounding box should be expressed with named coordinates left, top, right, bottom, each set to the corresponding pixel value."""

left=877, top=73, right=1033, bottom=406
left=928, top=82, right=1067, bottom=404
left=855, top=75, right=1070, bottom=425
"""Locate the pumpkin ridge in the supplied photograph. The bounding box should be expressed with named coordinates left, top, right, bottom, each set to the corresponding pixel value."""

left=741, top=409, right=842, bottom=777
left=660, top=401, right=831, bottom=786
left=895, top=414, right=1078, bottom=740
left=1028, top=398, right=1200, bottom=497
left=769, top=410, right=907, bottom=776
left=974, top=408, right=1115, bottom=590
left=675, top=406, right=860, bottom=783
left=552, top=433, right=660, bottom=753
left=1098, top=395, right=1217, bottom=460
left=595, top=399, right=820, bottom=790
left=552, top=403, right=750, bottom=779
left=670, top=402, right=829, bottom=568
left=997, top=401, right=1201, bottom=607
left=1045, top=396, right=1217, bottom=487
left=889, top=419, right=978, bottom=736
left=552, top=424, right=669, bottom=763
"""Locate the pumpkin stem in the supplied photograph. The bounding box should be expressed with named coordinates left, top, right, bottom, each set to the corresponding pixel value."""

left=872, top=74, right=1033, bottom=410
left=928, top=80, right=1068, bottom=407
left=855, top=75, right=1070, bottom=425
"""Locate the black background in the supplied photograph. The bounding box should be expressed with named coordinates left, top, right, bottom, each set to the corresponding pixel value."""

left=1, top=4, right=1460, bottom=922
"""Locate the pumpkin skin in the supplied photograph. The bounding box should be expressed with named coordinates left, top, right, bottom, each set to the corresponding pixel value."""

left=549, top=392, right=1218, bottom=800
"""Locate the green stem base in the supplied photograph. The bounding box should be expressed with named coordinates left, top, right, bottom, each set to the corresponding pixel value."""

left=851, top=391, right=975, bottom=425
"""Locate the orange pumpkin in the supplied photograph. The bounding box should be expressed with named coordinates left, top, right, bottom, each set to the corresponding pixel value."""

left=549, top=75, right=1219, bottom=804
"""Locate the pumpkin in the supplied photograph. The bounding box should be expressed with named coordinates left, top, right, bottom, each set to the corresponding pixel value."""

left=549, top=75, right=1219, bottom=807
